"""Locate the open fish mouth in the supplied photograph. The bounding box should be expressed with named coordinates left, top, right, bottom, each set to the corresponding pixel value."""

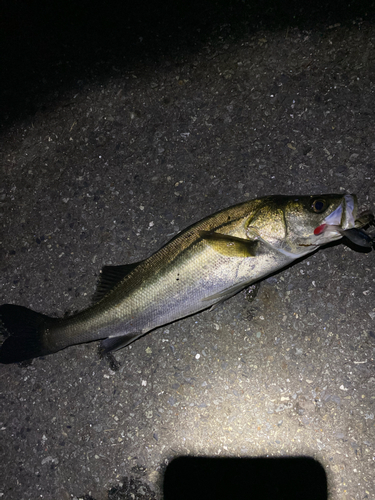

left=314, top=194, right=374, bottom=248
left=313, top=194, right=357, bottom=238
left=323, top=194, right=357, bottom=230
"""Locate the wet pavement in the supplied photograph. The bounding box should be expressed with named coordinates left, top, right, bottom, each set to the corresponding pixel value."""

left=1, top=1, right=375, bottom=499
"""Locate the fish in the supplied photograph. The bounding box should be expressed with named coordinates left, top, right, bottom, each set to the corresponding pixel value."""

left=0, top=193, right=371, bottom=364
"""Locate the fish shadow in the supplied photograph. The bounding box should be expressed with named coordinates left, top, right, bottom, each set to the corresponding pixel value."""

left=163, top=456, right=327, bottom=500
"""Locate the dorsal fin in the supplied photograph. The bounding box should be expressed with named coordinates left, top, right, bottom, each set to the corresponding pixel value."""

left=93, top=261, right=143, bottom=303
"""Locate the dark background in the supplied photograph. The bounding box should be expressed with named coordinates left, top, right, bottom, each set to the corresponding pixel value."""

left=1, top=0, right=374, bottom=128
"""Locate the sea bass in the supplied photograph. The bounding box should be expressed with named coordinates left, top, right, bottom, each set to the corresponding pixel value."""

left=0, top=194, right=372, bottom=364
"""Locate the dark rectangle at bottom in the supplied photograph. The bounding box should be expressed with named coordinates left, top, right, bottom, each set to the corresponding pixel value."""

left=164, top=456, right=327, bottom=500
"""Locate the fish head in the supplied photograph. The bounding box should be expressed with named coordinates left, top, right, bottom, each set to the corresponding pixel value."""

left=246, top=194, right=358, bottom=257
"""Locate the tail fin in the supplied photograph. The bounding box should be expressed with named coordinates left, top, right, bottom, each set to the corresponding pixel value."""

left=0, top=304, right=54, bottom=364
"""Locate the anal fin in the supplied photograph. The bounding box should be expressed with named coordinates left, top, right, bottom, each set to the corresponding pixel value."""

left=99, top=332, right=142, bottom=356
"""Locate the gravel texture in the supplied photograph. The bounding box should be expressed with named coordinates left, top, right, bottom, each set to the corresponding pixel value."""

left=1, top=1, right=375, bottom=499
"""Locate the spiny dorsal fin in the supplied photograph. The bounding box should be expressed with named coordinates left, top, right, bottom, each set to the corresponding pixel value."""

left=93, top=261, right=143, bottom=303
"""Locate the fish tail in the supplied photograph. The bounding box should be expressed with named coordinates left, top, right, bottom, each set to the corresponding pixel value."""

left=0, top=304, right=56, bottom=364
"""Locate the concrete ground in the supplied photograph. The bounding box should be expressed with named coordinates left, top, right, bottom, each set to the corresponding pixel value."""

left=1, top=1, right=374, bottom=499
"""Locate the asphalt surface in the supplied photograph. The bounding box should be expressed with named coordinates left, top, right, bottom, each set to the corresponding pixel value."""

left=1, top=1, right=375, bottom=499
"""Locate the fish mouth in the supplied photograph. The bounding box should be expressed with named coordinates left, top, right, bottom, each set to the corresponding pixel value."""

left=311, top=194, right=358, bottom=242
left=323, top=194, right=357, bottom=230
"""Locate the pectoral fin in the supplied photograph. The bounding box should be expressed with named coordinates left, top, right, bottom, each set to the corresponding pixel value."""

left=199, top=231, right=259, bottom=257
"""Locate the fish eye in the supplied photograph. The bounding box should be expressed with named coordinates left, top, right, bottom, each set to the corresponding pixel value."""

left=311, top=199, right=326, bottom=213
